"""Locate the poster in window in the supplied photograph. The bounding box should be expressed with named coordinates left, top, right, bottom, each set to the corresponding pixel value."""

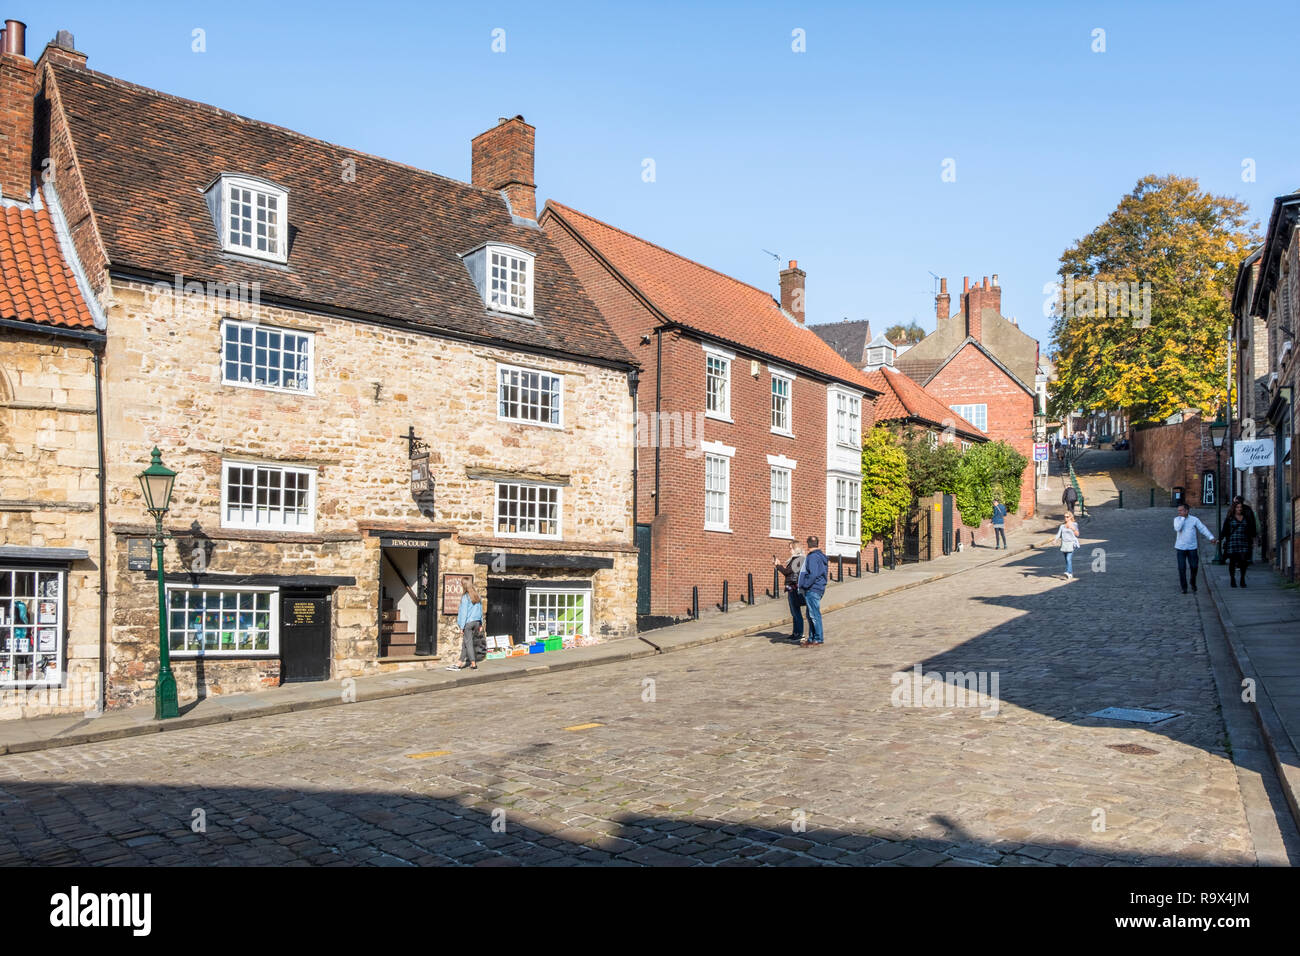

left=37, top=601, right=56, bottom=625
left=37, top=628, right=57, bottom=653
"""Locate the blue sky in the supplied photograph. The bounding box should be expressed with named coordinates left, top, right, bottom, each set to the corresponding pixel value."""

left=30, top=0, right=1300, bottom=351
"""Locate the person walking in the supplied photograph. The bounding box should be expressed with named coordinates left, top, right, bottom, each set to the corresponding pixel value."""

left=1062, top=483, right=1078, bottom=516
left=796, top=535, right=828, bottom=647
left=450, top=579, right=483, bottom=670
left=1051, top=512, right=1080, bottom=579
left=991, top=497, right=1008, bottom=549
left=1220, top=501, right=1255, bottom=588
left=1173, top=503, right=1215, bottom=594
left=774, top=541, right=807, bottom=642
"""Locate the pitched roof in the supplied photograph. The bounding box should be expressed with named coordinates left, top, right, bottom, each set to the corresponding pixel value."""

left=866, top=366, right=986, bottom=441
left=0, top=199, right=97, bottom=331
left=809, top=319, right=871, bottom=366
left=543, top=201, right=877, bottom=392
left=47, top=64, right=632, bottom=367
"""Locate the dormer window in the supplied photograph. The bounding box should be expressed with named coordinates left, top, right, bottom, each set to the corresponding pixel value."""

left=206, top=174, right=289, bottom=263
left=463, top=243, right=535, bottom=316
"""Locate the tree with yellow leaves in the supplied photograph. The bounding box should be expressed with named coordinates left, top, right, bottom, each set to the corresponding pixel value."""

left=1049, top=175, right=1258, bottom=424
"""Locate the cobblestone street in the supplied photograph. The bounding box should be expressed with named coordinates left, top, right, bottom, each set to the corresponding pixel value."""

left=0, top=502, right=1287, bottom=866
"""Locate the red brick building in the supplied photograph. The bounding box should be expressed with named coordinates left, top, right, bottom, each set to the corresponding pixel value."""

left=541, top=203, right=879, bottom=622
left=895, top=276, right=1038, bottom=516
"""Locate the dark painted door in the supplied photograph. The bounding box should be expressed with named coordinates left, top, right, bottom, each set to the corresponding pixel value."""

left=416, top=547, right=438, bottom=655
left=486, top=584, right=524, bottom=645
left=635, top=524, right=652, bottom=616
left=280, top=590, right=331, bottom=682
left=942, top=494, right=954, bottom=555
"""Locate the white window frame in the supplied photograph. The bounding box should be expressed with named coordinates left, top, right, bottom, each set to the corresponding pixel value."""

left=835, top=477, right=861, bottom=542
left=835, top=390, right=862, bottom=448
left=166, top=584, right=280, bottom=657
left=703, top=344, right=734, bottom=422
left=217, top=175, right=288, bottom=263
left=524, top=587, right=592, bottom=642
left=0, top=567, right=65, bottom=686
left=495, top=481, right=563, bottom=539
left=770, top=465, right=792, bottom=538
left=497, top=363, right=563, bottom=427
left=487, top=245, right=535, bottom=316
left=220, top=461, right=317, bottom=533
left=950, top=403, right=988, bottom=433
left=702, top=440, right=735, bottom=532
left=770, top=368, right=795, bottom=436
left=221, top=319, right=315, bottom=394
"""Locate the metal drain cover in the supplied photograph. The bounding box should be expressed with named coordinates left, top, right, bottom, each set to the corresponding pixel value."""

left=1107, top=743, right=1159, bottom=755
left=1088, top=707, right=1178, bottom=724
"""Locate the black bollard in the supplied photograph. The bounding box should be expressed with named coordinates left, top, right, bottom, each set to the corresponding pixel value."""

left=720, top=580, right=728, bottom=613
left=691, top=585, right=698, bottom=620
left=873, top=548, right=879, bottom=574
left=837, top=554, right=843, bottom=582
left=1118, top=489, right=1123, bottom=509
left=747, top=572, right=754, bottom=605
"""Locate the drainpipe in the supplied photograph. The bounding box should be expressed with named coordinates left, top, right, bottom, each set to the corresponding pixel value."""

left=654, top=328, right=662, bottom=515
left=93, top=343, right=108, bottom=715
left=628, top=368, right=639, bottom=529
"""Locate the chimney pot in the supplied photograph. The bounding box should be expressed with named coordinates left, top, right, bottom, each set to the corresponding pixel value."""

left=992, top=273, right=999, bottom=287
left=3, top=19, right=25, bottom=56
left=962, top=276, right=970, bottom=293
left=789, top=259, right=796, bottom=269
left=939, top=277, right=947, bottom=294
left=982, top=276, right=989, bottom=290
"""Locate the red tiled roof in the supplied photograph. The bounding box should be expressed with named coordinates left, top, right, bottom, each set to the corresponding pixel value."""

left=544, top=201, right=877, bottom=392
left=866, top=367, right=986, bottom=440
left=0, top=200, right=96, bottom=330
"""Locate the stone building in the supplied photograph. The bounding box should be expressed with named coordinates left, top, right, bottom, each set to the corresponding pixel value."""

left=895, top=275, right=1039, bottom=517
left=541, top=202, right=878, bottom=622
left=21, top=33, right=639, bottom=711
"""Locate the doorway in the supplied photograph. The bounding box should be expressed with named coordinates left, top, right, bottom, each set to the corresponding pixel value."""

left=280, top=589, right=331, bottom=682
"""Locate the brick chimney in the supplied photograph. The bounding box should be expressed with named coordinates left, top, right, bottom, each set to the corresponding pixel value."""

left=935, top=277, right=950, bottom=322
left=0, top=19, right=34, bottom=201
left=38, top=29, right=87, bottom=70
left=780, top=259, right=805, bottom=324
left=961, top=274, right=1003, bottom=342
left=471, top=115, right=536, bottom=221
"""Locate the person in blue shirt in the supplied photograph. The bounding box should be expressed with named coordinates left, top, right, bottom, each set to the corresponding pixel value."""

left=451, top=580, right=483, bottom=670
left=796, top=535, right=829, bottom=646
left=991, top=497, right=1008, bottom=549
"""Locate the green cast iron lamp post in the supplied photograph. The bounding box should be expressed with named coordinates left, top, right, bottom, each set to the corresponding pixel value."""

left=137, top=447, right=179, bottom=719
left=1208, top=419, right=1228, bottom=565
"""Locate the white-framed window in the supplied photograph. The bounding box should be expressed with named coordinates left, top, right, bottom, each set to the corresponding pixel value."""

left=835, top=477, right=861, bottom=541
left=961, top=440, right=972, bottom=452
left=167, top=586, right=278, bottom=656
left=770, top=466, right=791, bottom=537
left=496, top=482, right=562, bottom=538
left=221, top=461, right=316, bottom=532
left=525, top=588, right=590, bottom=641
left=835, top=391, right=862, bottom=447
left=703, top=344, right=733, bottom=420
left=498, top=364, right=562, bottom=426
left=222, top=319, right=313, bottom=393
left=771, top=373, right=793, bottom=434
left=0, top=568, right=63, bottom=686
left=950, top=403, right=988, bottom=432
left=209, top=175, right=288, bottom=262
left=704, top=454, right=731, bottom=531
left=489, top=246, right=534, bottom=315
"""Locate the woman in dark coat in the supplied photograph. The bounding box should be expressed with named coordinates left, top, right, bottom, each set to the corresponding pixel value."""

left=1221, top=501, right=1255, bottom=588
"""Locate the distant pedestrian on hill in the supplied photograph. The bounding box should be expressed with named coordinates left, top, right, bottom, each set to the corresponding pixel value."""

left=797, top=535, right=828, bottom=647
left=991, top=497, right=1008, bottom=549
left=1062, top=483, right=1078, bottom=516
left=1173, top=503, right=1215, bottom=594
left=774, top=541, right=808, bottom=642
left=1221, top=501, right=1255, bottom=588
left=1051, top=512, right=1080, bottom=580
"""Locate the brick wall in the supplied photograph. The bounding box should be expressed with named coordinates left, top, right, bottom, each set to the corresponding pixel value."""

left=1131, top=411, right=1222, bottom=507
left=922, top=342, right=1036, bottom=517
left=0, top=50, right=34, bottom=200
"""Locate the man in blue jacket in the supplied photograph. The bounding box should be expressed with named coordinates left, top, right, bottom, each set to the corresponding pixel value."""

left=797, top=535, right=829, bottom=646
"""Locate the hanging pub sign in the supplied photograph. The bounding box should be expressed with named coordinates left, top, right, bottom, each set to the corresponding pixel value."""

left=127, top=537, right=152, bottom=572
left=405, top=424, right=435, bottom=509
left=1201, top=469, right=1216, bottom=505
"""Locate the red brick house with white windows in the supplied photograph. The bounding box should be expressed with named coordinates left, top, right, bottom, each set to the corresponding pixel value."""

left=541, top=204, right=880, bottom=623
left=895, top=276, right=1038, bottom=516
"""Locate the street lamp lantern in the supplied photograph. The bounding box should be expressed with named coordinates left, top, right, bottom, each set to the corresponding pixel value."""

left=135, top=447, right=179, bottom=720
left=1209, top=420, right=1228, bottom=450
left=137, top=447, right=176, bottom=518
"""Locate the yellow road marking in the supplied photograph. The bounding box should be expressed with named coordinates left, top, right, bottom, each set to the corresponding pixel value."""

left=406, top=750, right=451, bottom=759
left=564, top=722, right=603, bottom=732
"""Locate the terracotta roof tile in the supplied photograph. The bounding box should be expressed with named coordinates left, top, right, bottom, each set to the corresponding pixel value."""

left=545, top=201, right=878, bottom=391
left=49, top=65, right=631, bottom=367
left=865, top=367, right=986, bottom=440
left=0, top=201, right=96, bottom=330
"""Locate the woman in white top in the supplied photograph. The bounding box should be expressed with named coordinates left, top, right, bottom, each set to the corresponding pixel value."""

left=1051, top=513, right=1081, bottom=579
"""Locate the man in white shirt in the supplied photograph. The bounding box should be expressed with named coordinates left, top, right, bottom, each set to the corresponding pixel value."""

left=1173, top=503, right=1216, bottom=594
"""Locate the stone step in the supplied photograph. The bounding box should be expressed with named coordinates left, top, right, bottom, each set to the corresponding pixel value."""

left=384, top=644, right=418, bottom=658
left=385, top=630, right=416, bottom=646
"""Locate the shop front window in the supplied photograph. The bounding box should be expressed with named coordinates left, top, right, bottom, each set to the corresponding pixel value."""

left=0, top=568, right=63, bottom=685
left=167, top=587, right=277, bottom=655
left=526, top=589, right=589, bottom=641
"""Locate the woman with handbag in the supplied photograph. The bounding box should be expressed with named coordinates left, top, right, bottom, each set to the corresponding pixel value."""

left=450, top=579, right=483, bottom=671
left=1051, top=512, right=1080, bottom=580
